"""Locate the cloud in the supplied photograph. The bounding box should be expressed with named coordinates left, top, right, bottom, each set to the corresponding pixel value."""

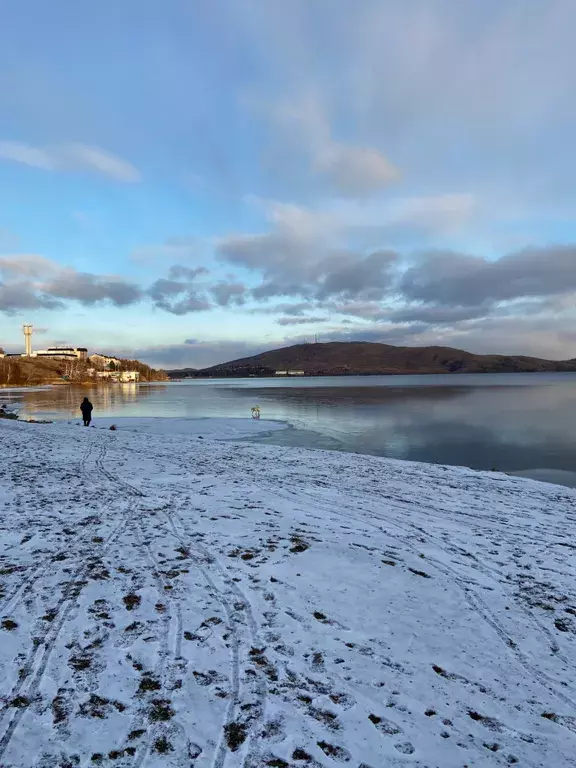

left=0, top=255, right=142, bottom=314
left=41, top=271, right=142, bottom=306
left=168, top=265, right=208, bottom=280
left=147, top=268, right=212, bottom=315
left=0, top=255, right=59, bottom=278
left=261, top=92, right=400, bottom=197
left=0, top=282, right=63, bottom=314
left=0, top=141, right=141, bottom=182
left=315, top=144, right=400, bottom=196
left=277, top=315, right=326, bottom=325
left=211, top=281, right=246, bottom=306
left=319, top=250, right=398, bottom=300
left=132, top=238, right=201, bottom=265
left=400, top=245, right=576, bottom=307
left=218, top=199, right=401, bottom=300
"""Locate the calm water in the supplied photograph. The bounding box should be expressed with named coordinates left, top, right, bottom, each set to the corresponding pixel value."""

left=3, top=374, right=576, bottom=480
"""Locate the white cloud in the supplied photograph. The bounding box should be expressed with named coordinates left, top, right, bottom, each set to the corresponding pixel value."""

left=0, top=141, right=141, bottom=182
left=0, top=142, right=56, bottom=170
left=260, top=92, right=399, bottom=197
left=315, top=143, right=400, bottom=196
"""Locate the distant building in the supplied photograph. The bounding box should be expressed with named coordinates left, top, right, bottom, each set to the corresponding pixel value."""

left=119, top=371, right=140, bottom=383
left=275, top=369, right=305, bottom=376
left=94, top=369, right=140, bottom=383
left=31, top=347, right=88, bottom=361
left=89, top=353, right=121, bottom=369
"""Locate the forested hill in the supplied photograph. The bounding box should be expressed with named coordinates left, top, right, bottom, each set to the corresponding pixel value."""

left=183, top=341, right=576, bottom=377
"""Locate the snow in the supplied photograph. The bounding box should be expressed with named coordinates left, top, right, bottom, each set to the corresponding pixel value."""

left=1, top=418, right=575, bottom=768
left=79, top=417, right=286, bottom=440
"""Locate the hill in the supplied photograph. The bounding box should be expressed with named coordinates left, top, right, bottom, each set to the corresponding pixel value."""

left=187, top=341, right=576, bottom=377
left=0, top=356, right=167, bottom=386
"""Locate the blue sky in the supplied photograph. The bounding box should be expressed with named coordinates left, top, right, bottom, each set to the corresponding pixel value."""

left=2, top=0, right=576, bottom=368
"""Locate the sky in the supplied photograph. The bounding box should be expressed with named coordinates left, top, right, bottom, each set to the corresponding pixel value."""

left=1, top=0, right=576, bottom=369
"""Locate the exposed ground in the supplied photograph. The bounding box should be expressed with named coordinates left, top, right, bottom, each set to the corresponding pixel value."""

left=1, top=419, right=575, bottom=767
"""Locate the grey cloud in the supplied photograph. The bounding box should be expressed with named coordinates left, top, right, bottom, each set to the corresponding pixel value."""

left=154, top=295, right=212, bottom=315
left=390, top=304, right=489, bottom=325
left=319, top=250, right=398, bottom=300
left=401, top=246, right=576, bottom=307
left=147, top=267, right=212, bottom=315
left=148, top=278, right=187, bottom=301
left=211, top=281, right=246, bottom=306
left=0, top=255, right=58, bottom=278
left=220, top=229, right=399, bottom=302
left=42, top=272, right=142, bottom=306
left=0, top=281, right=63, bottom=314
left=277, top=315, right=327, bottom=326
left=168, top=265, right=209, bottom=280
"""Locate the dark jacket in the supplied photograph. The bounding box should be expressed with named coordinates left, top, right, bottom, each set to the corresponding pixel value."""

left=80, top=399, right=93, bottom=415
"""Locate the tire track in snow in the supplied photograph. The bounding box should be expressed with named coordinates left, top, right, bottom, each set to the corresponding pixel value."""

left=164, top=506, right=268, bottom=768
left=0, top=497, right=134, bottom=763
left=254, top=475, right=576, bottom=713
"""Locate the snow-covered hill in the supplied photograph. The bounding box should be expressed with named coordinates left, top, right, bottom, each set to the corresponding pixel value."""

left=1, top=419, right=575, bottom=767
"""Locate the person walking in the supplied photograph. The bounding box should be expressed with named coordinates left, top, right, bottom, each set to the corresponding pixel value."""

left=80, top=397, right=93, bottom=427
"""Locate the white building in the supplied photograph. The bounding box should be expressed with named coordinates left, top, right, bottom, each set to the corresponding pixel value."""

left=31, top=347, right=88, bottom=361
left=89, top=353, right=121, bottom=369
left=94, top=370, right=140, bottom=383
left=120, top=371, right=140, bottom=383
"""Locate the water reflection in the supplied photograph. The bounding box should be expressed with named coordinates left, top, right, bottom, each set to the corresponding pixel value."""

left=3, top=374, right=576, bottom=474
left=3, top=382, right=162, bottom=420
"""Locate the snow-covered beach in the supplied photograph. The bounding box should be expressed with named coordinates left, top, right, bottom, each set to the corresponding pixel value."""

left=1, top=418, right=575, bottom=768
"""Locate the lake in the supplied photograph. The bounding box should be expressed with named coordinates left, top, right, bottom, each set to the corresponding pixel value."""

left=3, top=373, right=576, bottom=484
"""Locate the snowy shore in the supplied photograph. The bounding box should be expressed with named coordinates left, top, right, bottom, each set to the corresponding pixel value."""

left=1, top=418, right=575, bottom=768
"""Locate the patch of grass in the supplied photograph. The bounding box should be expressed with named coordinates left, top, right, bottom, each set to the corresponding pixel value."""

left=267, top=760, right=289, bottom=767
left=69, top=654, right=91, bottom=671
left=11, top=696, right=31, bottom=708
left=155, top=603, right=166, bottom=613
left=224, top=721, right=247, bottom=752
left=138, top=674, right=161, bottom=694
left=554, top=618, right=571, bottom=632
left=124, top=621, right=140, bottom=632
left=310, top=708, right=339, bottom=729
left=90, top=755, right=103, bottom=763
left=541, top=712, right=559, bottom=722
left=122, top=593, right=141, bottom=611
left=42, top=609, right=58, bottom=622
left=313, top=611, right=328, bottom=623
left=149, top=698, right=174, bottom=721
left=51, top=695, right=68, bottom=724
left=317, top=741, right=347, bottom=759
left=92, top=537, right=104, bottom=544
left=1, top=618, right=18, bottom=631
left=292, top=748, right=312, bottom=761
left=241, top=552, right=255, bottom=560
left=153, top=736, right=174, bottom=754
left=128, top=729, right=146, bottom=741
left=290, top=537, right=309, bottom=553
left=368, top=714, right=381, bottom=725
left=409, top=568, right=431, bottom=578
left=432, top=664, right=448, bottom=677
left=484, top=743, right=500, bottom=752
left=425, top=709, right=437, bottom=717
left=382, top=560, right=396, bottom=566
